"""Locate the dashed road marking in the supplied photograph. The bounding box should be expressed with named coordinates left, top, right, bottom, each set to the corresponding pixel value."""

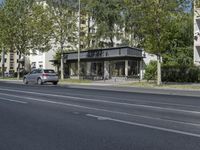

left=86, top=114, right=200, bottom=138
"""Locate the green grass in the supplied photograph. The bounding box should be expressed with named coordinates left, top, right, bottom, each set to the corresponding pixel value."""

left=0, top=77, right=20, bottom=80
left=126, top=81, right=200, bottom=90
left=60, top=79, right=92, bottom=84
left=160, top=84, right=200, bottom=90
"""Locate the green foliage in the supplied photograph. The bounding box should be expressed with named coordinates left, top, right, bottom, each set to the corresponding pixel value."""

left=46, top=0, right=77, bottom=51
left=140, top=0, right=192, bottom=84
left=121, top=0, right=143, bottom=47
left=0, top=0, right=195, bottom=82
left=162, top=65, right=200, bottom=83
left=28, top=3, right=54, bottom=52
left=0, top=3, right=9, bottom=52
left=163, top=47, right=193, bottom=67
left=1, top=0, right=53, bottom=54
left=196, top=0, right=200, bottom=8
left=167, top=12, right=193, bottom=51
left=0, top=0, right=53, bottom=78
left=140, top=0, right=186, bottom=55
left=145, top=56, right=200, bottom=83
left=161, top=46, right=200, bottom=82
left=144, top=61, right=157, bottom=81
left=161, top=10, right=194, bottom=82
left=83, top=0, right=123, bottom=48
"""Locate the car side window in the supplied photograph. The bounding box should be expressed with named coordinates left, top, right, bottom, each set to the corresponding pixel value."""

left=37, top=70, right=42, bottom=74
left=31, top=70, right=37, bottom=74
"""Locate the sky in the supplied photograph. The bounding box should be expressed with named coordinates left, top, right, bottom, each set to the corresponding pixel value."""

left=0, top=0, right=3, bottom=4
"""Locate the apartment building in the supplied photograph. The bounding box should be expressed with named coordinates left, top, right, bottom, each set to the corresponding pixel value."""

left=29, top=49, right=55, bottom=71
left=0, top=51, right=19, bottom=74
left=0, top=50, right=31, bottom=75
left=194, top=0, right=200, bottom=65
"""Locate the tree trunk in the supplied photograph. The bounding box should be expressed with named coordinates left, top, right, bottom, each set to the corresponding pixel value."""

left=110, top=37, right=114, bottom=47
left=157, top=55, right=162, bottom=85
left=60, top=43, right=64, bottom=80
left=17, top=52, right=21, bottom=80
left=1, top=48, right=5, bottom=78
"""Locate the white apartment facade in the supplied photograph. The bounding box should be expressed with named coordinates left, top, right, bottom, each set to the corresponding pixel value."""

left=194, top=0, right=200, bottom=65
left=29, top=49, right=55, bottom=71
left=0, top=50, right=31, bottom=74
left=0, top=51, right=20, bottom=73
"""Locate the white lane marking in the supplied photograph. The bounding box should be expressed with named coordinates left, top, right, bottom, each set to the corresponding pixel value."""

left=0, top=92, right=200, bottom=127
left=0, top=97, right=27, bottom=104
left=55, top=92, right=200, bottom=109
left=31, top=89, right=200, bottom=110
left=86, top=114, right=200, bottom=138
left=48, top=89, right=200, bottom=109
left=0, top=88, right=200, bottom=114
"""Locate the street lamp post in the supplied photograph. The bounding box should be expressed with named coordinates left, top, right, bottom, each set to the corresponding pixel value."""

left=77, top=0, right=81, bottom=80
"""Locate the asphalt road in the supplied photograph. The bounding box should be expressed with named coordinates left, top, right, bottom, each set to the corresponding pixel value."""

left=0, top=82, right=200, bottom=150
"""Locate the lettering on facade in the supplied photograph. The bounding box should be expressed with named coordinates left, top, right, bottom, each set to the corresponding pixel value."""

left=87, top=51, right=105, bottom=58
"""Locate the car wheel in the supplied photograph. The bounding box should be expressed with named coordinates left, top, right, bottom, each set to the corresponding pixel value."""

left=37, top=78, right=43, bottom=85
left=53, top=82, right=58, bottom=85
left=23, top=78, right=28, bottom=84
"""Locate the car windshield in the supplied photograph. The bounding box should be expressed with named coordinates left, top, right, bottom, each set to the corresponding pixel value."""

left=44, top=70, right=55, bottom=73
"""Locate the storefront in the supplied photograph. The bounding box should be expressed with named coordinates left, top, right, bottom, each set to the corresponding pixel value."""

left=64, top=46, right=144, bottom=80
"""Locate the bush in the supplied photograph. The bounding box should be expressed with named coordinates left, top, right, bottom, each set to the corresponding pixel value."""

left=144, top=61, right=157, bottom=81
left=144, top=61, right=200, bottom=83
left=13, top=69, right=29, bottom=78
left=162, top=65, right=200, bottom=83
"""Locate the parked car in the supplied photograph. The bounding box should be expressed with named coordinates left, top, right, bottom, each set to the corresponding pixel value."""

left=23, top=69, right=59, bottom=85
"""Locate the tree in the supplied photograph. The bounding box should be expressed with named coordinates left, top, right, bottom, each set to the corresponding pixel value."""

left=84, top=0, right=122, bottom=48
left=46, top=0, right=77, bottom=80
left=163, top=11, right=193, bottom=65
left=121, top=0, right=144, bottom=47
left=0, top=4, right=6, bottom=77
left=2, top=0, right=53, bottom=79
left=139, top=0, right=190, bottom=85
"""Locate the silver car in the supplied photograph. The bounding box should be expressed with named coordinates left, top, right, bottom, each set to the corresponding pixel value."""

left=23, top=69, right=59, bottom=85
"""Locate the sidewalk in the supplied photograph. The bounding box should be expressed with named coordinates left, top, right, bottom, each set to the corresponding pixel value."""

left=1, top=79, right=200, bottom=97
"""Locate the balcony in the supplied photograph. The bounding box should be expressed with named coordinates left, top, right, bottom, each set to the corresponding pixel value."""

left=194, top=30, right=200, bottom=46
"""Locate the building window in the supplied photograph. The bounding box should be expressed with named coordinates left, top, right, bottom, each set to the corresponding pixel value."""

left=110, top=60, right=125, bottom=77
left=80, top=62, right=87, bottom=76
left=31, top=62, right=36, bottom=69
left=70, top=62, right=78, bottom=76
left=80, top=45, right=84, bottom=49
left=80, top=32, right=85, bottom=36
left=81, top=20, right=86, bottom=25
left=128, top=60, right=140, bottom=77
left=89, top=27, right=95, bottom=33
left=91, top=62, right=103, bottom=76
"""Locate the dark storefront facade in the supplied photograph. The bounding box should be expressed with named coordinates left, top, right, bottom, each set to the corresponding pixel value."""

left=64, top=46, right=144, bottom=80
